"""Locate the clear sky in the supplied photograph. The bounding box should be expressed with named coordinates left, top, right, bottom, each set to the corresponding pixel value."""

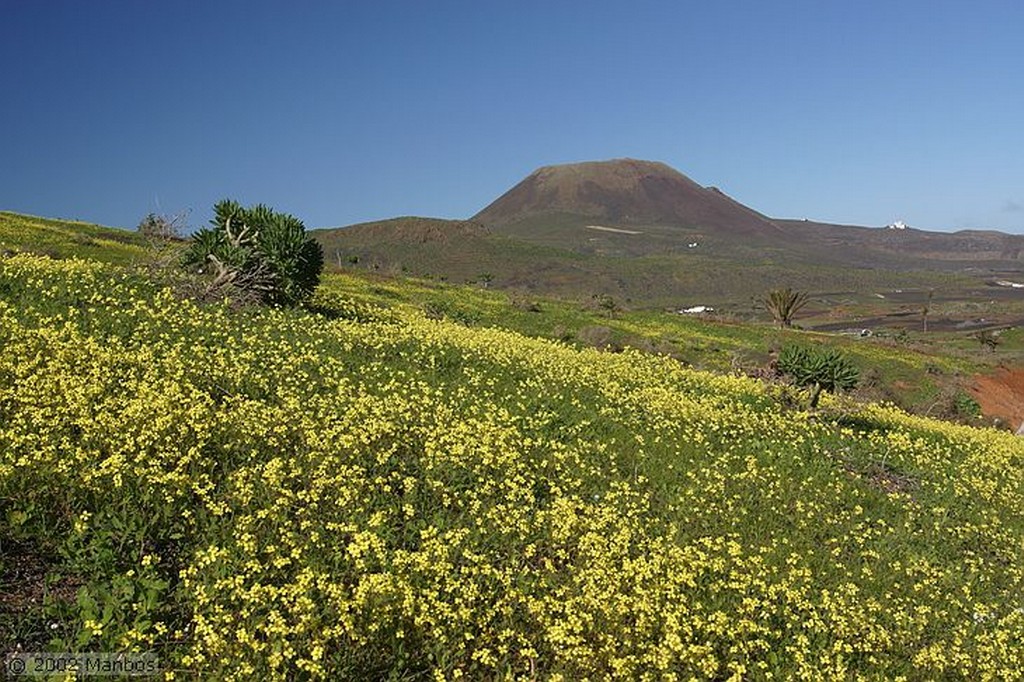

left=3, top=0, right=1022, bottom=232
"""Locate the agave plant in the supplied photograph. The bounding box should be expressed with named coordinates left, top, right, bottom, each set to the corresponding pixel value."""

left=256, top=211, right=324, bottom=305
left=182, top=199, right=323, bottom=305
left=778, top=345, right=859, bottom=408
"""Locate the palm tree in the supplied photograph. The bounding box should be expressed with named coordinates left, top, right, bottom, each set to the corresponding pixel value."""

left=762, top=287, right=809, bottom=328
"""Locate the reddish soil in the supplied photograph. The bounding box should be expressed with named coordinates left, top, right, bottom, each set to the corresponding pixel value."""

left=970, top=367, right=1024, bottom=430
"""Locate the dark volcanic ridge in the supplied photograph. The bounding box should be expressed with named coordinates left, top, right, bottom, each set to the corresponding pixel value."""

left=314, top=216, right=488, bottom=244
left=472, top=158, right=784, bottom=237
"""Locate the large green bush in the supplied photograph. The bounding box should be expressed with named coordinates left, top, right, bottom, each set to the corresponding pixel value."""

left=182, top=200, right=323, bottom=305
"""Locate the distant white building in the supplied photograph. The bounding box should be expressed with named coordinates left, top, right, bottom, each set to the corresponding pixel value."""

left=887, top=220, right=908, bottom=230
left=679, top=305, right=714, bottom=314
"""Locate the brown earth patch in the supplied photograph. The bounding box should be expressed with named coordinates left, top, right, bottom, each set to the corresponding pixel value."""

left=970, top=366, right=1024, bottom=429
left=0, top=541, right=80, bottom=613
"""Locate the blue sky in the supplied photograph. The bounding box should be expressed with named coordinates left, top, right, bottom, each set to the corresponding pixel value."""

left=2, top=0, right=1022, bottom=232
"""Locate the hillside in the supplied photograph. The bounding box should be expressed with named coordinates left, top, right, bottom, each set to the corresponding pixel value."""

left=2, top=248, right=1024, bottom=679
left=312, top=219, right=1003, bottom=317
left=321, top=216, right=489, bottom=245
left=314, top=159, right=1024, bottom=323
left=776, top=218, right=1024, bottom=266
left=470, top=159, right=1024, bottom=269
left=0, top=210, right=152, bottom=263
left=473, top=159, right=784, bottom=238
left=313, top=221, right=987, bottom=309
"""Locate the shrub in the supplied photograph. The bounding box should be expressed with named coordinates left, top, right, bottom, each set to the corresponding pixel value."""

left=974, top=329, right=1001, bottom=352
left=137, top=211, right=187, bottom=241
left=778, top=345, right=860, bottom=408
left=952, top=390, right=982, bottom=419
left=181, top=200, right=323, bottom=306
left=511, top=296, right=542, bottom=313
left=422, top=300, right=479, bottom=326
left=592, top=294, right=618, bottom=317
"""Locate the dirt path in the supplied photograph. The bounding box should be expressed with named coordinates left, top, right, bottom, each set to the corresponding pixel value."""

left=970, top=366, right=1024, bottom=430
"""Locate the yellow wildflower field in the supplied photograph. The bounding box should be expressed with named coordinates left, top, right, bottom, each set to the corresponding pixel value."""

left=1, top=253, right=1022, bottom=679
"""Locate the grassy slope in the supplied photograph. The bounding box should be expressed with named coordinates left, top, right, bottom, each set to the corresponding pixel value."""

left=0, top=210, right=1009, bottom=412
left=2, top=214, right=1023, bottom=678
left=2, top=253, right=1024, bottom=679
left=314, top=270, right=1001, bottom=419
left=0, top=211, right=152, bottom=263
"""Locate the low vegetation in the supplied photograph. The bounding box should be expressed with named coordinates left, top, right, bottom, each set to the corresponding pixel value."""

left=2, top=246, right=1024, bottom=679
left=136, top=211, right=187, bottom=242
left=0, top=211, right=150, bottom=263
left=975, top=329, right=1002, bottom=353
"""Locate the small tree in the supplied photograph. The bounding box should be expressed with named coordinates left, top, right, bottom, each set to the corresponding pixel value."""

left=778, top=345, right=859, bottom=408
left=762, top=287, right=809, bottom=328
left=181, top=199, right=323, bottom=306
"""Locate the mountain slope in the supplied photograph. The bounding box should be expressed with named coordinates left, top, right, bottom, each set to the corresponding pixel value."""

left=473, top=158, right=785, bottom=237
left=318, top=216, right=489, bottom=245
left=776, top=218, right=1024, bottom=263
left=312, top=159, right=1024, bottom=309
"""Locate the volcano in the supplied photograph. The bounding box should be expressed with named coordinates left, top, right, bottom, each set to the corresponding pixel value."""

left=472, top=158, right=783, bottom=237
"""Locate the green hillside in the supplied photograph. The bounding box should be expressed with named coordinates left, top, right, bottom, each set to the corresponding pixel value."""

left=2, top=218, right=1024, bottom=678
left=313, top=218, right=984, bottom=311
left=313, top=270, right=991, bottom=417
left=0, top=211, right=152, bottom=263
